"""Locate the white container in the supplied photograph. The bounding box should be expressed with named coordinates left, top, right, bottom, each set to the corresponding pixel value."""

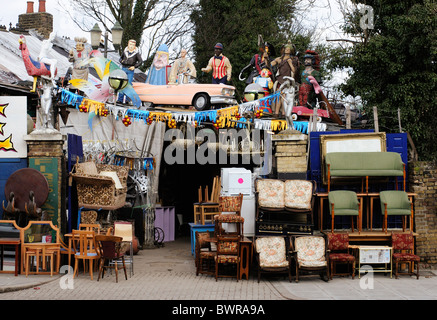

left=221, top=168, right=253, bottom=196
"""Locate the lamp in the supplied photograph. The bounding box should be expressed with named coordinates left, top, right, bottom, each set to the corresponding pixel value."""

left=109, top=69, right=128, bottom=93
left=89, top=22, right=124, bottom=57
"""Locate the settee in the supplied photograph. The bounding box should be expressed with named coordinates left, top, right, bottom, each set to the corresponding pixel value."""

left=71, top=161, right=129, bottom=210
left=325, top=152, right=406, bottom=192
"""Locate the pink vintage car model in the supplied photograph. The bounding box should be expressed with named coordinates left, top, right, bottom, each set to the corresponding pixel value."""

left=132, top=82, right=237, bottom=111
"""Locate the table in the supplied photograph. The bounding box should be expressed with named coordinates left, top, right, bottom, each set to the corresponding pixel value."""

left=21, top=243, right=60, bottom=275
left=0, top=238, right=20, bottom=276
left=350, top=245, right=392, bottom=278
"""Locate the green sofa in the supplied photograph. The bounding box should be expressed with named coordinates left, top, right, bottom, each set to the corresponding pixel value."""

left=325, top=152, right=406, bottom=192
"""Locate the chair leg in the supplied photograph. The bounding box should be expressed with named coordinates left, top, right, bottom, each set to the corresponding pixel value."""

left=122, top=256, right=128, bottom=280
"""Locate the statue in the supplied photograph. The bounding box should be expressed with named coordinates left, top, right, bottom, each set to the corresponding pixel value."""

left=38, top=32, right=58, bottom=86
left=266, top=41, right=300, bottom=117
left=201, top=43, right=232, bottom=84
left=18, top=33, right=58, bottom=132
left=278, top=76, right=297, bottom=130
left=119, top=39, right=143, bottom=84
left=168, top=48, right=196, bottom=84
left=298, top=50, right=322, bottom=107
left=146, top=44, right=169, bottom=85
left=69, top=37, right=92, bottom=81
left=240, top=41, right=276, bottom=85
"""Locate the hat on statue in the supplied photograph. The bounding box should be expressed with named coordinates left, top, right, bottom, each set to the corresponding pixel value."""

left=214, top=43, right=223, bottom=50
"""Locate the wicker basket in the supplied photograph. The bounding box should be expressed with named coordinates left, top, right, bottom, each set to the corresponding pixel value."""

left=71, top=161, right=129, bottom=210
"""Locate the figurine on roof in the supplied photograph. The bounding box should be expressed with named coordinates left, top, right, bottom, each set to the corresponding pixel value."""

left=119, top=39, right=143, bottom=84
left=266, top=40, right=300, bottom=117
left=146, top=44, right=169, bottom=85
left=169, top=48, right=196, bottom=84
left=298, top=50, right=322, bottom=107
left=201, top=43, right=232, bottom=84
left=240, top=40, right=276, bottom=85
left=69, top=37, right=92, bottom=81
left=38, top=32, right=58, bottom=86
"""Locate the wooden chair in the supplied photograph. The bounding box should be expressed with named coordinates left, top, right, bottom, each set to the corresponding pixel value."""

left=195, top=231, right=216, bottom=276
left=327, top=233, right=355, bottom=280
left=215, top=235, right=240, bottom=281
left=194, top=176, right=221, bottom=225
left=391, top=232, right=419, bottom=279
left=72, top=230, right=100, bottom=280
left=380, top=191, right=414, bottom=234
left=214, top=193, right=244, bottom=236
left=328, top=190, right=362, bottom=233
left=291, top=235, right=329, bottom=282
left=79, top=223, right=101, bottom=234
left=254, top=236, right=292, bottom=283
left=95, top=235, right=127, bottom=283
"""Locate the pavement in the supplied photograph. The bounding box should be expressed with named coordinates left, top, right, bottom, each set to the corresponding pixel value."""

left=1, top=236, right=437, bottom=302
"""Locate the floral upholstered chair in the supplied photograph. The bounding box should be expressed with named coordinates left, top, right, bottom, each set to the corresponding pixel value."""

left=256, top=179, right=285, bottom=210
left=255, top=236, right=292, bottom=283
left=391, top=232, right=420, bottom=279
left=214, top=235, right=240, bottom=281
left=327, top=233, right=355, bottom=280
left=195, top=231, right=216, bottom=276
left=214, top=194, right=244, bottom=236
left=292, top=236, right=329, bottom=282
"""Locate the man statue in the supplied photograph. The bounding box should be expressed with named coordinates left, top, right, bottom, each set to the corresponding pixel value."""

left=298, top=51, right=322, bottom=107
left=169, top=48, right=196, bottom=84
left=119, top=39, right=143, bottom=84
left=69, top=37, right=92, bottom=81
left=201, top=43, right=232, bottom=84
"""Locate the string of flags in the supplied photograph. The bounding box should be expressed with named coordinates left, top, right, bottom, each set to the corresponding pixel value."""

left=58, top=88, right=326, bottom=134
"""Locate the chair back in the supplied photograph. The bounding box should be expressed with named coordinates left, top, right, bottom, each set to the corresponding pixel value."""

left=294, top=236, right=326, bottom=266
left=284, top=180, right=315, bottom=210
left=79, top=223, right=101, bottom=234
left=391, top=233, right=414, bottom=252
left=380, top=191, right=411, bottom=214
left=81, top=210, right=98, bottom=224
left=113, top=221, right=133, bottom=242
left=219, top=194, right=243, bottom=215
left=72, top=230, right=97, bottom=257
left=328, top=191, right=359, bottom=213
left=327, top=233, right=349, bottom=251
left=95, top=235, right=123, bottom=259
left=216, top=235, right=240, bottom=256
left=255, top=236, right=288, bottom=268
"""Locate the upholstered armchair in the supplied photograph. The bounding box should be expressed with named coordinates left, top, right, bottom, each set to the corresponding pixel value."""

left=291, top=236, right=329, bottom=282
left=254, top=236, right=292, bottom=283
left=328, top=190, right=362, bottom=233
left=380, top=191, right=414, bottom=234
left=327, top=233, right=355, bottom=280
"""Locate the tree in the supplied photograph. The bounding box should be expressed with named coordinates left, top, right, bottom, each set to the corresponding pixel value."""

left=329, top=0, right=437, bottom=160
left=60, top=0, right=194, bottom=65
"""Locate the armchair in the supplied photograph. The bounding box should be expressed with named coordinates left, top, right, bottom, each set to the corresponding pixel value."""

left=328, top=190, right=361, bottom=233
left=380, top=191, right=414, bottom=234
left=291, top=235, right=329, bottom=282
left=254, top=236, right=292, bottom=283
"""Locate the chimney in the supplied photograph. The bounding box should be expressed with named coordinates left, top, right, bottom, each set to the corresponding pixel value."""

left=38, top=0, right=46, bottom=13
left=26, top=1, right=34, bottom=14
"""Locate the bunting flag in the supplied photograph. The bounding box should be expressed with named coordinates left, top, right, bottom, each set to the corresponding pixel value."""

left=57, top=88, right=327, bottom=133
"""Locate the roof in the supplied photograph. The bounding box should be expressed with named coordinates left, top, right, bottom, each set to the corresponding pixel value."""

left=0, top=29, right=145, bottom=92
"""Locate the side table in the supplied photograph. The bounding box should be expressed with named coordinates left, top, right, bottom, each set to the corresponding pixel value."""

left=0, top=238, right=21, bottom=276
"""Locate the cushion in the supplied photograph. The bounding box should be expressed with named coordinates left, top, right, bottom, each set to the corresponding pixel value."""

left=215, top=255, right=239, bottom=263
left=256, top=179, right=284, bottom=209
left=256, top=237, right=289, bottom=268
left=392, top=253, right=420, bottom=262
left=100, top=171, right=123, bottom=189
left=214, top=214, right=244, bottom=223
left=295, top=236, right=327, bottom=267
left=284, top=180, right=313, bottom=210
left=329, top=253, right=355, bottom=262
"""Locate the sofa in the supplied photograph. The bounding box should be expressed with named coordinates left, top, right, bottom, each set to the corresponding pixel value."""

left=325, top=152, right=406, bottom=192
left=71, top=161, right=129, bottom=210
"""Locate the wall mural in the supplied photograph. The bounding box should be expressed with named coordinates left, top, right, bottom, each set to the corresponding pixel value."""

left=0, top=97, right=28, bottom=158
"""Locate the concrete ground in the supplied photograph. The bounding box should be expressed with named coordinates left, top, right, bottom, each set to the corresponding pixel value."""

left=0, top=236, right=436, bottom=302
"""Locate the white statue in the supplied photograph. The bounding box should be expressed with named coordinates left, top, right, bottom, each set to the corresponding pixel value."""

left=279, top=76, right=296, bottom=130
left=38, top=32, right=58, bottom=86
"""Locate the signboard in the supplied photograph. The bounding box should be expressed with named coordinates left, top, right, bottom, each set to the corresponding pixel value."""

left=0, top=97, right=28, bottom=158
